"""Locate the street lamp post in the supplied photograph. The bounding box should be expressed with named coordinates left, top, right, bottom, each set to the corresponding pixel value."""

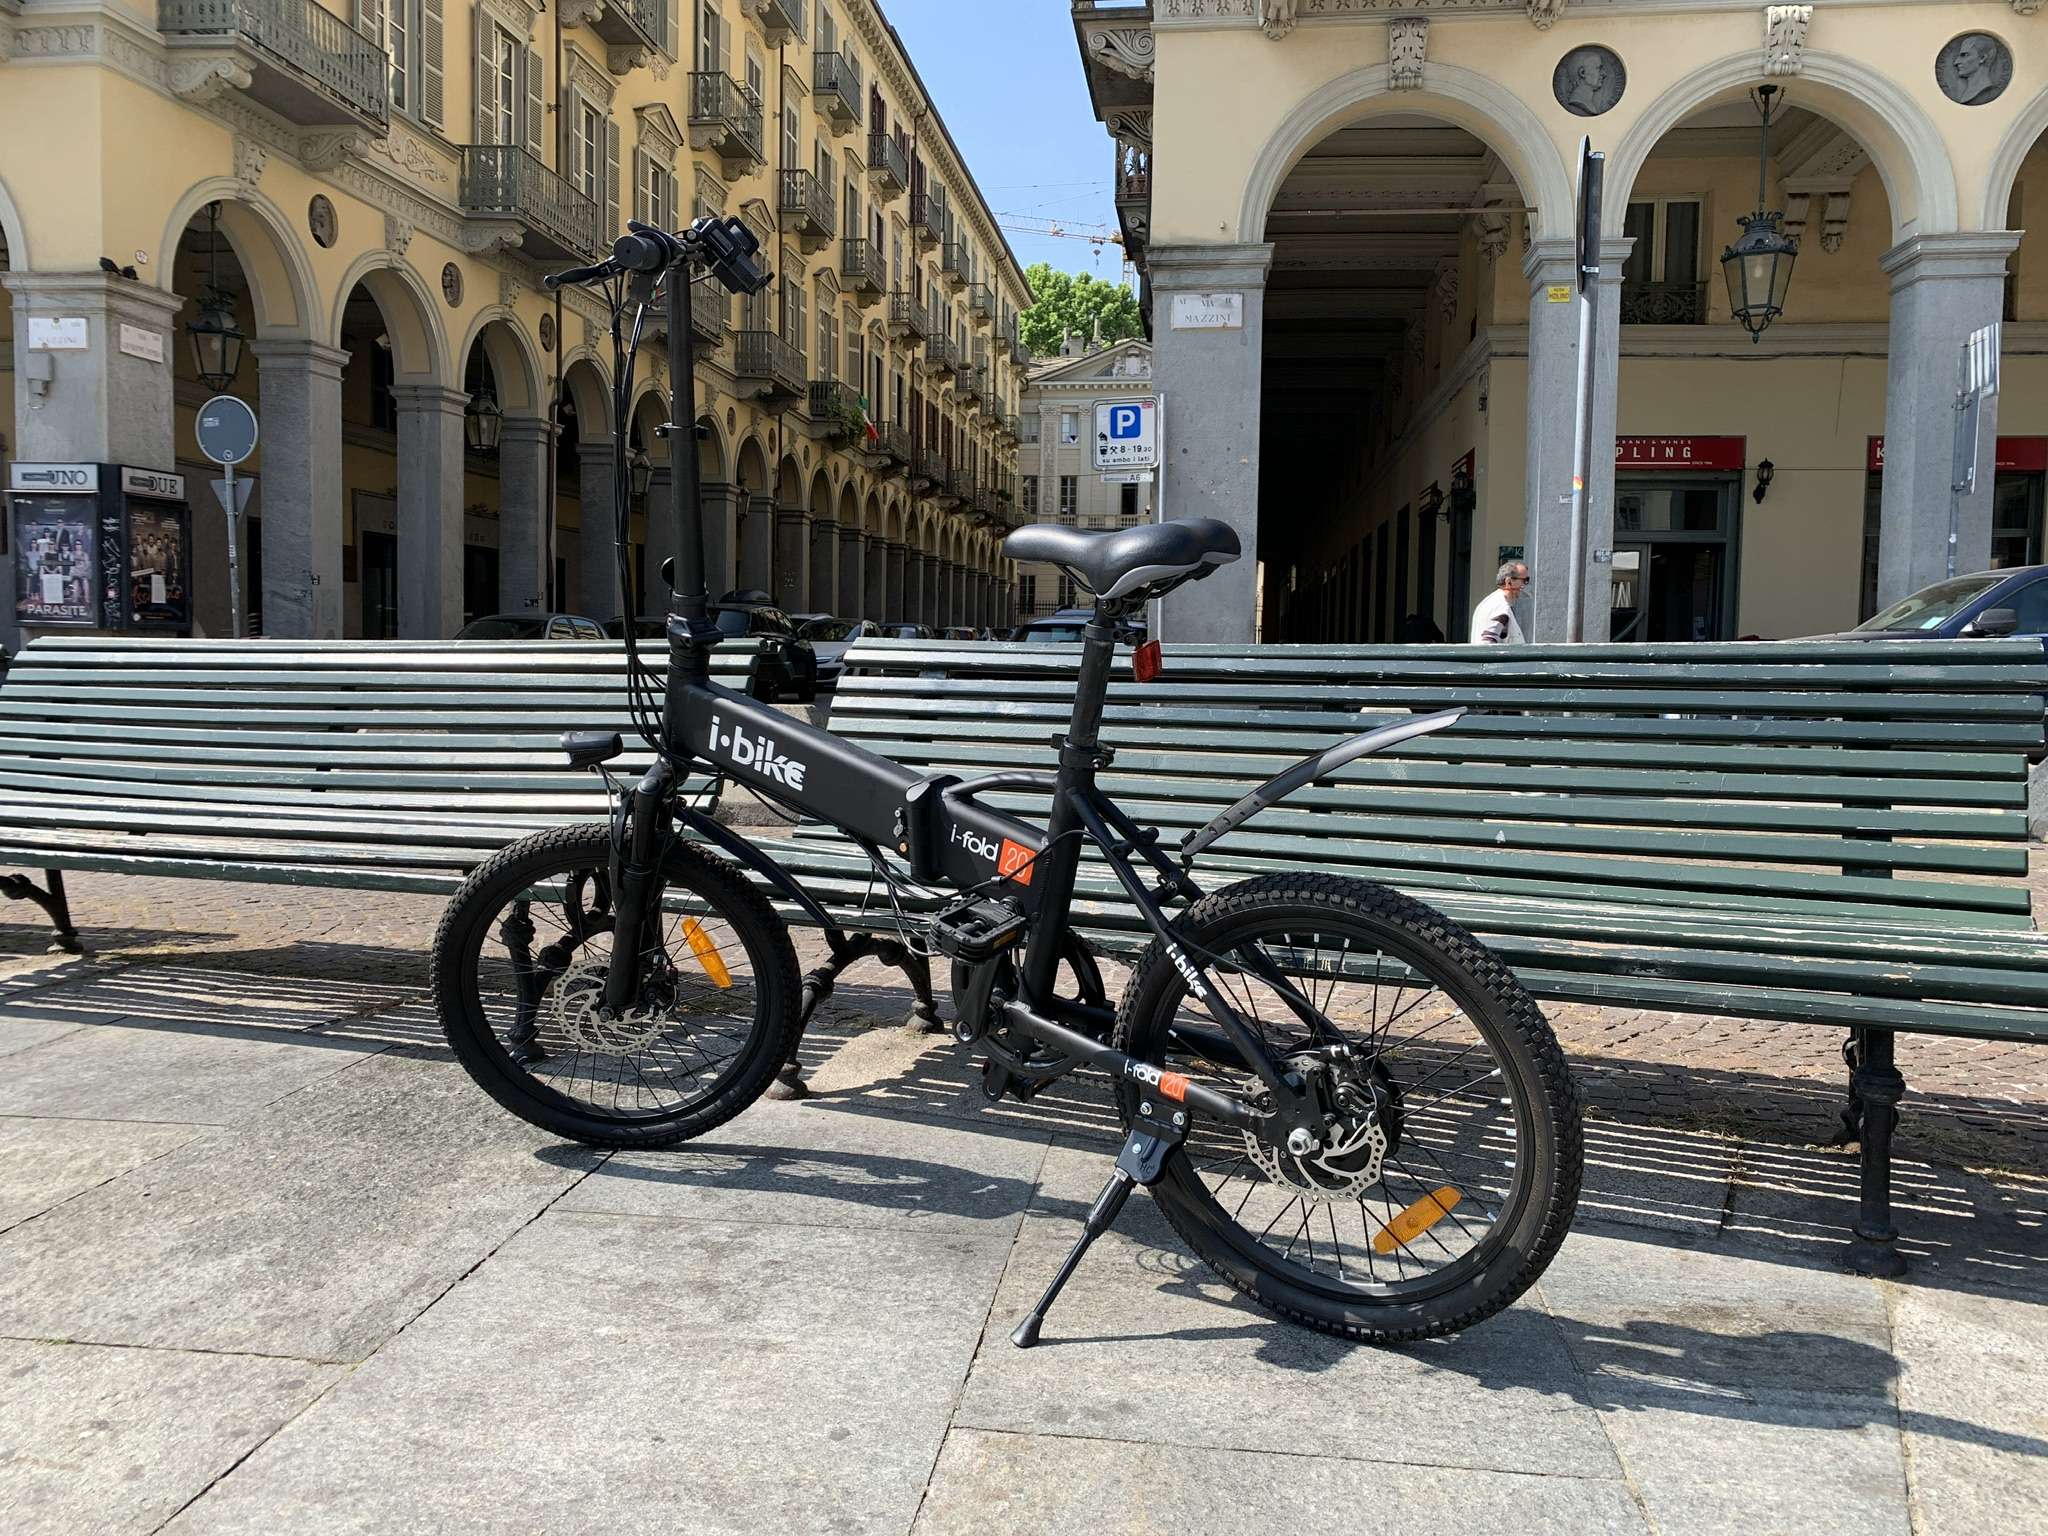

left=185, top=203, right=246, bottom=393
left=1720, top=84, right=1799, bottom=342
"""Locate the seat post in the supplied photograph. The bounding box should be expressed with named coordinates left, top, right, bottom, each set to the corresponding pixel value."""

left=1062, top=601, right=1121, bottom=769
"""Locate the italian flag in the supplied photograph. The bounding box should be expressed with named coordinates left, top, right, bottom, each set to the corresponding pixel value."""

left=857, top=393, right=880, bottom=444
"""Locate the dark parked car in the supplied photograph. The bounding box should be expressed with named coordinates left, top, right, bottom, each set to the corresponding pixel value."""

left=797, top=616, right=880, bottom=688
left=1823, top=566, right=2048, bottom=645
left=939, top=626, right=980, bottom=641
left=878, top=622, right=933, bottom=639
left=711, top=596, right=818, bottom=701
left=603, top=615, right=667, bottom=639
left=1017, top=607, right=1148, bottom=645
left=456, top=612, right=605, bottom=640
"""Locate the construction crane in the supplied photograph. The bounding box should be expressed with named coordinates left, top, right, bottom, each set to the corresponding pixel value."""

left=994, top=212, right=1134, bottom=285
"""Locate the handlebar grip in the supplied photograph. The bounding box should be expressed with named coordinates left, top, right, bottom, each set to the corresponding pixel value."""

left=542, top=260, right=616, bottom=291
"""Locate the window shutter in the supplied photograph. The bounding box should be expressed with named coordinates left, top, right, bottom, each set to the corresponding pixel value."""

left=473, top=8, right=491, bottom=142
left=633, top=147, right=651, bottom=224
left=524, top=45, right=544, bottom=154
left=357, top=0, right=385, bottom=47
left=666, top=0, right=678, bottom=59
left=419, top=0, right=444, bottom=128
left=606, top=115, right=622, bottom=241
left=664, top=168, right=679, bottom=231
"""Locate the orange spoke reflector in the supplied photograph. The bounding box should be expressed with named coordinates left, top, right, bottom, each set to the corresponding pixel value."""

left=1372, top=1186, right=1462, bottom=1255
left=681, top=918, right=732, bottom=989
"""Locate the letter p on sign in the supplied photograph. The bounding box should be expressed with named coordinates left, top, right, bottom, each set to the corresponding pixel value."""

left=1109, top=405, right=1141, bottom=439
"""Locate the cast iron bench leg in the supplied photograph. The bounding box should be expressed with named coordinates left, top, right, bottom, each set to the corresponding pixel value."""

left=1841, top=1025, right=1909, bottom=1278
left=0, top=870, right=85, bottom=955
left=765, top=930, right=947, bottom=1100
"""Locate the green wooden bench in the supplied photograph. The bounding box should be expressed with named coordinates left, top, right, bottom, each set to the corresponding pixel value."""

left=795, top=635, right=2048, bottom=1276
left=0, top=635, right=764, bottom=948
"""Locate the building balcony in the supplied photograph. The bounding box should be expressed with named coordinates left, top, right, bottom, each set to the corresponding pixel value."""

left=159, top=0, right=389, bottom=132
left=688, top=73, right=766, bottom=179
left=807, top=378, right=862, bottom=438
left=867, top=130, right=908, bottom=197
left=840, top=239, right=887, bottom=304
left=1620, top=280, right=1710, bottom=325
left=741, top=0, right=804, bottom=47
left=939, top=242, right=968, bottom=292
left=584, top=0, right=667, bottom=70
left=867, top=421, right=911, bottom=472
left=911, top=446, right=944, bottom=493
left=813, top=50, right=863, bottom=136
left=887, top=291, right=928, bottom=341
left=778, top=168, right=835, bottom=254
left=934, top=463, right=964, bottom=508
left=689, top=280, right=728, bottom=349
left=926, top=336, right=958, bottom=380
left=966, top=283, right=995, bottom=322
left=911, top=190, right=945, bottom=251
left=733, top=329, right=806, bottom=404
left=458, top=145, right=600, bottom=262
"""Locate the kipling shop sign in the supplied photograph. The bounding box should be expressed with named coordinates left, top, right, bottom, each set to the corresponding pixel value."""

left=1614, top=436, right=1747, bottom=471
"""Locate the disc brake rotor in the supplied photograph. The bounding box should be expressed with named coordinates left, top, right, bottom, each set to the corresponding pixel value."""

left=548, top=954, right=674, bottom=1057
left=1241, top=1054, right=1390, bottom=1203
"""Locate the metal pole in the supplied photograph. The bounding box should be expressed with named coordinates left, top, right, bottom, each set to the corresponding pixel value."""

left=667, top=270, right=706, bottom=628
left=1566, top=282, right=1597, bottom=642
left=223, top=460, right=243, bottom=640
left=1149, top=389, right=1166, bottom=640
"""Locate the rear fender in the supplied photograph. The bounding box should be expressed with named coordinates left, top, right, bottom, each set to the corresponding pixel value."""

left=1177, top=708, right=1466, bottom=862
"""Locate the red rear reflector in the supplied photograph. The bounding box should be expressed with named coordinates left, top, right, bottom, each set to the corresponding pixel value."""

left=1134, top=640, right=1163, bottom=682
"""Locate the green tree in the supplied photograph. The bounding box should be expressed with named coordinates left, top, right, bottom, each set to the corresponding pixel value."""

left=1019, top=262, right=1143, bottom=356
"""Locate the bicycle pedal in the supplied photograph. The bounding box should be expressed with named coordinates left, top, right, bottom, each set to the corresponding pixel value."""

left=930, top=897, right=1027, bottom=965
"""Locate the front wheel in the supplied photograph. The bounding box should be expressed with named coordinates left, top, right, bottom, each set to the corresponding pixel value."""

left=431, top=823, right=800, bottom=1147
left=1114, top=873, right=1582, bottom=1344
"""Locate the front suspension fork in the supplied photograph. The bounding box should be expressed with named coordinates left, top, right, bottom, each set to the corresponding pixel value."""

left=602, top=757, right=677, bottom=1014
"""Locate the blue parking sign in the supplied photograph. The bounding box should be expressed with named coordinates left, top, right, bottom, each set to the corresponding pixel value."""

left=1093, top=397, right=1156, bottom=470
left=1109, top=405, right=1142, bottom=439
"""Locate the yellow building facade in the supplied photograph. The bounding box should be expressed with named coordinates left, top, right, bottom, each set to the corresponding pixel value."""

left=0, top=0, right=1032, bottom=646
left=1078, top=0, right=2048, bottom=642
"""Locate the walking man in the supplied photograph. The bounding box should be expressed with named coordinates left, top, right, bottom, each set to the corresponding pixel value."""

left=1470, top=560, right=1529, bottom=645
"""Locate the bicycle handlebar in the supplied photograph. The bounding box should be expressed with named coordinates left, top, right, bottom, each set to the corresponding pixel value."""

left=541, top=217, right=771, bottom=295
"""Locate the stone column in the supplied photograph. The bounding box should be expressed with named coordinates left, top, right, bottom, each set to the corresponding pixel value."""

left=904, top=549, right=925, bottom=626
left=392, top=384, right=468, bottom=637
left=740, top=494, right=776, bottom=592
left=498, top=415, right=552, bottom=621
left=774, top=508, right=809, bottom=612
left=839, top=525, right=864, bottom=616
left=640, top=464, right=674, bottom=618
left=810, top=515, right=839, bottom=613
left=922, top=554, right=943, bottom=628
left=950, top=562, right=967, bottom=627
left=1145, top=243, right=1273, bottom=642
left=866, top=537, right=890, bottom=620
left=701, top=481, right=740, bottom=598
left=1520, top=238, right=1626, bottom=642
left=4, top=272, right=183, bottom=468
left=1877, top=233, right=2021, bottom=608
left=246, top=339, right=348, bottom=638
left=573, top=436, right=619, bottom=621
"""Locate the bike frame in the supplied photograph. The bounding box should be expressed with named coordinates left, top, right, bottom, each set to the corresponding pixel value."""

left=591, top=231, right=1330, bottom=1145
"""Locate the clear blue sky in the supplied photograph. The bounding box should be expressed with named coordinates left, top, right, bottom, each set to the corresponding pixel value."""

left=879, top=0, right=1134, bottom=294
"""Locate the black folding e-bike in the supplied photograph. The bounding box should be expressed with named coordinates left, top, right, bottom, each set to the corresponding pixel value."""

left=430, top=218, right=1583, bottom=1346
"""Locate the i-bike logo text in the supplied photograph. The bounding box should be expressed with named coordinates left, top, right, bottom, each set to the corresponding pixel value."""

left=707, top=713, right=808, bottom=791
left=1166, top=943, right=1210, bottom=1003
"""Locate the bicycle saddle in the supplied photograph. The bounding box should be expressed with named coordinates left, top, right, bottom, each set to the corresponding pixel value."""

left=1003, top=518, right=1241, bottom=601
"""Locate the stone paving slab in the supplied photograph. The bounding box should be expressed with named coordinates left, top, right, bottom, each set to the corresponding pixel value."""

left=951, top=1143, right=1621, bottom=1480
left=910, top=1426, right=1650, bottom=1535
left=0, top=1115, right=203, bottom=1234
left=0, top=1337, right=344, bottom=1536
left=165, top=1209, right=1011, bottom=1536
left=0, top=1049, right=601, bottom=1361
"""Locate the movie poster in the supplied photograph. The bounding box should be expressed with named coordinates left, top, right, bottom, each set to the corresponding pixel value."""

left=11, top=498, right=100, bottom=626
left=126, top=501, right=190, bottom=627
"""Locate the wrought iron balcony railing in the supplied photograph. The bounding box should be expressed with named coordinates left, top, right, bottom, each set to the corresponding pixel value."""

left=734, top=329, right=806, bottom=402
left=966, top=282, right=994, bottom=321
left=911, top=190, right=945, bottom=250
left=586, top=0, right=666, bottom=60
left=745, top=0, right=804, bottom=46
left=939, top=241, right=968, bottom=291
left=871, top=421, right=911, bottom=467
left=459, top=144, right=601, bottom=262
left=867, top=130, right=909, bottom=196
left=689, top=279, right=728, bottom=347
left=808, top=378, right=863, bottom=435
left=840, top=238, right=887, bottom=302
left=777, top=168, right=835, bottom=253
left=159, top=0, right=388, bottom=130
left=813, top=49, right=863, bottom=133
left=1620, top=280, right=1710, bottom=325
left=688, top=73, right=766, bottom=177
left=888, top=291, right=928, bottom=340
left=926, top=335, right=958, bottom=378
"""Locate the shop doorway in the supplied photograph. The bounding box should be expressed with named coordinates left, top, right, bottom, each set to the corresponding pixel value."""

left=360, top=532, right=398, bottom=638
left=1610, top=475, right=1741, bottom=641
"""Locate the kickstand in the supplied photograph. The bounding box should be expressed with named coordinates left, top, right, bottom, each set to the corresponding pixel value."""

left=765, top=929, right=945, bottom=1100
left=1012, top=1118, right=1179, bottom=1349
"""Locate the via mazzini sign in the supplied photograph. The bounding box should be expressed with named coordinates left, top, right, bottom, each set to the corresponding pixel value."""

left=1169, top=293, right=1242, bottom=330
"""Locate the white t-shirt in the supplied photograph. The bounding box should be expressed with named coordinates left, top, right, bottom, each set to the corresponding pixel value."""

left=1470, top=589, right=1525, bottom=645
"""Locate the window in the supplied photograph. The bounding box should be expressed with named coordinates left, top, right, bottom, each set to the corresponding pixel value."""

left=640, top=151, right=669, bottom=230
left=1057, top=574, right=1076, bottom=609
left=1018, top=573, right=1037, bottom=613
left=816, top=297, right=836, bottom=379
left=1119, top=483, right=1139, bottom=523
left=818, top=4, right=836, bottom=55
left=782, top=104, right=800, bottom=171
left=696, top=1, right=723, bottom=74
left=491, top=24, right=519, bottom=145
left=1621, top=198, right=1704, bottom=322
left=1022, top=476, right=1038, bottom=514
left=1057, top=475, right=1077, bottom=524
left=1020, top=413, right=1039, bottom=444
left=358, top=0, right=443, bottom=127
left=1059, top=411, right=1078, bottom=445
left=577, top=103, right=603, bottom=200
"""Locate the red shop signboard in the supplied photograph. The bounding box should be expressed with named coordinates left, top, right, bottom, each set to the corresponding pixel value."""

left=1614, top=436, right=1747, bottom=471
left=1867, top=436, right=2048, bottom=474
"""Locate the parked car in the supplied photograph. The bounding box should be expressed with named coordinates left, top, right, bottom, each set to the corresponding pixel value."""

left=711, top=597, right=819, bottom=701
left=878, top=622, right=933, bottom=639
left=938, top=626, right=981, bottom=641
left=456, top=612, right=605, bottom=640
left=1818, top=566, right=2048, bottom=645
left=797, top=616, right=880, bottom=688
left=603, top=615, right=667, bottom=639
left=1017, top=607, right=1148, bottom=645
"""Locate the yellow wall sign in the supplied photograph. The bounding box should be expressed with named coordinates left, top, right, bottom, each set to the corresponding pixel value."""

left=1545, top=284, right=1573, bottom=303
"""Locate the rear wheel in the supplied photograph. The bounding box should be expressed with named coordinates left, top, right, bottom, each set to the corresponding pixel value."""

left=432, top=823, right=800, bottom=1147
left=1114, top=874, right=1581, bottom=1343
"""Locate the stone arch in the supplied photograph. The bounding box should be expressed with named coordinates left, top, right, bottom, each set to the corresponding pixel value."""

left=864, top=489, right=883, bottom=533
left=807, top=467, right=833, bottom=518
left=559, top=355, right=614, bottom=435
left=1985, top=82, right=2048, bottom=232
left=330, top=252, right=449, bottom=381
left=1602, top=50, right=1957, bottom=240
left=777, top=454, right=804, bottom=506
left=629, top=386, right=668, bottom=455
left=695, top=413, right=729, bottom=482
left=837, top=481, right=859, bottom=526
left=159, top=181, right=319, bottom=336
left=1239, top=61, right=1578, bottom=244
left=734, top=434, right=769, bottom=492
left=0, top=168, right=29, bottom=270
left=457, top=313, right=542, bottom=415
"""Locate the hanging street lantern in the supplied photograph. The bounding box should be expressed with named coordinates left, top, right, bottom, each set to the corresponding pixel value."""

left=464, top=383, right=504, bottom=455
left=186, top=202, right=247, bottom=393
left=629, top=447, right=654, bottom=500
left=1720, top=84, right=1798, bottom=342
